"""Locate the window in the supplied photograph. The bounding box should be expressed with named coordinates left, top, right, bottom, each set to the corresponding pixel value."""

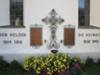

left=10, top=0, right=24, bottom=27
left=79, top=0, right=90, bottom=27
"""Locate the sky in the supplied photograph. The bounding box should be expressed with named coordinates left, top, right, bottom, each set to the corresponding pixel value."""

left=79, top=0, right=85, bottom=8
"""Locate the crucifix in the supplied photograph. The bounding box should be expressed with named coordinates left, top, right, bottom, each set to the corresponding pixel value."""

left=42, top=9, right=64, bottom=50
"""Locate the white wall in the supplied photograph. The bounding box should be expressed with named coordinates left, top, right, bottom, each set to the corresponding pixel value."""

left=90, top=0, right=100, bottom=27
left=0, top=0, right=10, bottom=26
left=24, top=0, right=78, bottom=25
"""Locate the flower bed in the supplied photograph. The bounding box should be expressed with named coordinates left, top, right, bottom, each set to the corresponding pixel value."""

left=23, top=53, right=85, bottom=75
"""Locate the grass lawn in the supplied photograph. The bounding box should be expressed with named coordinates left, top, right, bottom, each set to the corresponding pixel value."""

left=0, top=65, right=100, bottom=75
left=0, top=69, right=23, bottom=75
left=85, top=65, right=100, bottom=75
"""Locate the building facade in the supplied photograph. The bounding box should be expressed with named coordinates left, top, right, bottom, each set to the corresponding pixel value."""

left=0, top=0, right=100, bottom=62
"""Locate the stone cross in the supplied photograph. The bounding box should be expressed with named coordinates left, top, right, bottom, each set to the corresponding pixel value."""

left=42, top=9, right=64, bottom=25
left=42, top=9, right=64, bottom=49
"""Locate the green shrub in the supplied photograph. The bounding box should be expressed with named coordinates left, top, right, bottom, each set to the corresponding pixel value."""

left=10, top=60, right=22, bottom=70
left=0, top=59, right=23, bottom=75
left=85, top=57, right=94, bottom=66
left=23, top=56, right=43, bottom=74
left=97, top=59, right=100, bottom=65
left=71, top=56, right=82, bottom=64
left=70, top=56, right=83, bottom=67
left=46, top=53, right=71, bottom=75
left=23, top=53, right=71, bottom=75
left=0, top=56, right=9, bottom=72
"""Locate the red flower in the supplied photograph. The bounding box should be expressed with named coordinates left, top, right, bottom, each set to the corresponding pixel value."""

left=74, top=63, right=81, bottom=69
